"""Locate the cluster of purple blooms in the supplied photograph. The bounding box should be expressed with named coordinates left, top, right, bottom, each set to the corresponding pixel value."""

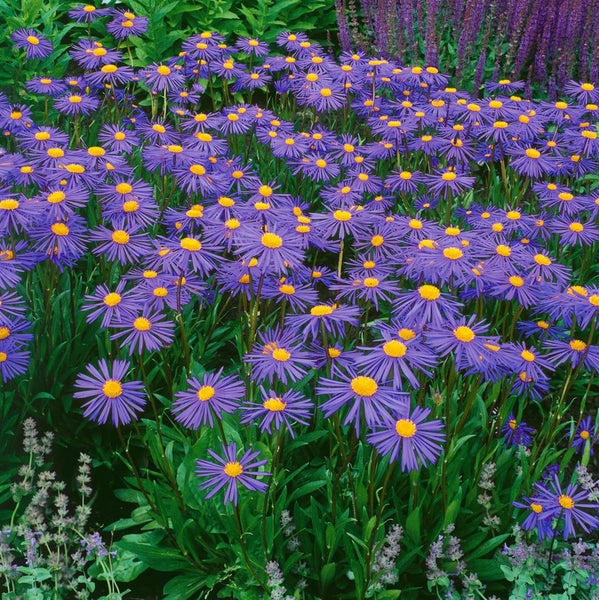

left=1, top=11, right=598, bottom=509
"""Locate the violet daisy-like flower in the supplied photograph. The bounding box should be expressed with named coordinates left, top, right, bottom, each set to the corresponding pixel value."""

left=530, top=475, right=599, bottom=539
left=29, top=216, right=88, bottom=267
left=196, top=443, right=270, bottom=506
left=355, top=329, right=436, bottom=390
left=171, top=368, right=244, bottom=429
left=0, top=341, right=30, bottom=381
left=0, top=316, right=32, bottom=350
left=427, top=315, right=500, bottom=373
left=240, top=387, right=313, bottom=438
left=512, top=494, right=554, bottom=540
left=11, top=28, right=53, bottom=59
left=98, top=124, right=140, bottom=153
left=552, top=218, right=599, bottom=247
left=73, top=359, right=146, bottom=426
left=68, top=4, right=111, bottom=22
left=25, top=76, right=67, bottom=97
left=107, top=9, right=148, bottom=39
left=141, top=63, right=185, bottom=93
left=544, top=338, right=599, bottom=372
left=234, top=224, right=304, bottom=274
left=54, top=93, right=99, bottom=117
left=285, top=302, right=360, bottom=341
left=367, top=405, right=445, bottom=472
left=392, top=284, right=462, bottom=327
left=0, top=291, right=27, bottom=324
left=81, top=281, right=138, bottom=328
left=245, top=327, right=314, bottom=385
left=90, top=224, right=153, bottom=265
left=570, top=416, right=597, bottom=456
left=502, top=413, right=534, bottom=448
left=317, top=369, right=406, bottom=434
left=508, top=146, right=556, bottom=179
left=111, top=312, right=175, bottom=355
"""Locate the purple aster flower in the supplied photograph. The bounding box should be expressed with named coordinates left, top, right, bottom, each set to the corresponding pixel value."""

left=285, top=303, right=360, bottom=342
left=240, top=387, right=313, bottom=438
left=513, top=494, right=554, bottom=540
left=244, top=327, right=314, bottom=385
left=0, top=291, right=27, bottom=324
left=25, top=76, right=67, bottom=97
left=570, top=416, right=597, bottom=456
left=90, top=224, right=153, bottom=265
left=107, top=9, right=148, bottom=39
left=86, top=64, right=135, bottom=88
left=427, top=315, right=501, bottom=373
left=234, top=224, right=304, bottom=274
left=317, top=369, right=406, bottom=435
left=98, top=124, right=139, bottom=153
left=234, top=36, right=269, bottom=56
left=29, top=216, right=88, bottom=267
left=0, top=341, right=30, bottom=381
left=367, top=405, right=445, bottom=472
left=54, top=93, right=99, bottom=117
left=69, top=40, right=123, bottom=69
left=195, top=443, right=270, bottom=506
left=502, top=414, right=535, bottom=448
left=0, top=316, right=32, bottom=350
left=73, top=359, right=146, bottom=426
left=552, top=218, right=599, bottom=247
left=355, top=329, right=436, bottom=390
left=261, top=276, right=318, bottom=311
left=111, top=312, right=175, bottom=355
left=544, top=338, right=599, bottom=372
left=68, top=4, right=111, bottom=22
left=508, top=146, right=557, bottom=178
left=331, top=273, right=396, bottom=311
left=531, top=475, right=599, bottom=540
left=141, top=63, right=185, bottom=93
left=171, top=368, right=244, bottom=429
left=81, top=281, right=138, bottom=328
left=423, top=169, right=475, bottom=198
left=11, top=29, right=53, bottom=59
left=392, top=284, right=462, bottom=327
left=290, top=153, right=340, bottom=182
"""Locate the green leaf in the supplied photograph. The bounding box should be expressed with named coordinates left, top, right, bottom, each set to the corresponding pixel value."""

left=320, top=562, right=336, bottom=588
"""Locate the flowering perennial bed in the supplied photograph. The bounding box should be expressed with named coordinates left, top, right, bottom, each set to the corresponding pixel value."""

left=1, top=6, right=599, bottom=599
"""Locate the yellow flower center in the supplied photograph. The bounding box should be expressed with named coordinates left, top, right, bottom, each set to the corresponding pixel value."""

left=51, top=223, right=69, bottom=236
left=258, top=185, right=273, bottom=197
left=134, top=317, right=151, bottom=331
left=525, top=148, right=540, bottom=159
left=441, top=172, right=456, bottom=181
left=569, top=339, right=587, bottom=352
left=311, top=305, right=334, bottom=316
left=521, top=350, right=535, bottom=362
left=315, top=159, right=327, bottom=168
left=580, top=430, right=590, bottom=440
left=272, top=348, right=291, bottom=361
left=558, top=495, right=574, bottom=509
left=509, top=275, right=524, bottom=287
left=395, top=419, right=417, bottom=438
left=419, top=284, right=441, bottom=300
left=103, top=292, right=121, bottom=307
left=102, top=380, right=122, bottom=398
left=152, top=124, right=166, bottom=134
left=27, top=35, right=40, bottom=45
left=443, top=247, right=463, bottom=260
left=35, top=131, right=51, bottom=140
left=261, top=232, right=283, bottom=249
left=115, top=183, right=132, bottom=195
left=279, top=284, right=295, bottom=295
left=101, top=64, right=118, bottom=73
left=180, top=238, right=201, bottom=251
left=569, top=222, right=584, bottom=233
left=350, top=376, right=378, bottom=397
left=264, top=397, right=287, bottom=411
left=157, top=65, right=171, bottom=76
left=0, top=327, right=9, bottom=340
left=112, top=230, right=130, bottom=244
left=123, top=200, right=139, bottom=213
left=224, top=462, right=243, bottom=477
left=383, top=340, right=407, bottom=357
left=197, top=385, right=215, bottom=401
left=530, top=502, right=543, bottom=514
left=534, top=254, right=551, bottom=266
left=454, top=326, right=475, bottom=342
left=496, top=244, right=511, bottom=257
left=0, top=199, right=19, bottom=210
